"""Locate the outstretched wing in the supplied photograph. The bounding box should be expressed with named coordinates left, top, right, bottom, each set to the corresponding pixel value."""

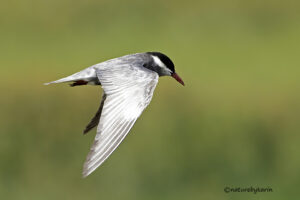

left=82, top=63, right=158, bottom=177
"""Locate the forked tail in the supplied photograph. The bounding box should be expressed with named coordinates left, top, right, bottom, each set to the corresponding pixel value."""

left=44, top=68, right=96, bottom=86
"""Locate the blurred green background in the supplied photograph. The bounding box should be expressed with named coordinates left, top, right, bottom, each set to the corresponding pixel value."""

left=1, top=0, right=300, bottom=199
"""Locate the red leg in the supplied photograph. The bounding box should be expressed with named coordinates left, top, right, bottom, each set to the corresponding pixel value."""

left=70, top=80, right=88, bottom=87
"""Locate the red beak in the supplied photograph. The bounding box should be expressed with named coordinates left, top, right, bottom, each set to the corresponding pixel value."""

left=172, top=73, right=185, bottom=86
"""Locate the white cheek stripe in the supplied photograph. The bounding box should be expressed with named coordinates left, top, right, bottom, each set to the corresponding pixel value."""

left=152, top=56, right=172, bottom=73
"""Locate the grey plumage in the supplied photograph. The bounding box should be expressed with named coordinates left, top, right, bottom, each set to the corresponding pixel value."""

left=82, top=60, right=158, bottom=177
left=45, top=52, right=184, bottom=177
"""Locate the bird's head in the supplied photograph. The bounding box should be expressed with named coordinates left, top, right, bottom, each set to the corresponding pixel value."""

left=147, top=52, right=184, bottom=86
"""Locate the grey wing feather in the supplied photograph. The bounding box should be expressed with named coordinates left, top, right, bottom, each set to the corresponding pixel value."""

left=82, top=61, right=158, bottom=177
left=83, top=93, right=107, bottom=134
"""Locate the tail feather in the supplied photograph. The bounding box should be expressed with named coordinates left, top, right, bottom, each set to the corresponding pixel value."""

left=44, top=67, right=96, bottom=86
left=45, top=75, right=78, bottom=85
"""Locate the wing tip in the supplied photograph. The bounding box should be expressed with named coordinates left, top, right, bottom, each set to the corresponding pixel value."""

left=82, top=160, right=94, bottom=178
left=83, top=129, right=89, bottom=135
left=82, top=150, right=97, bottom=178
left=82, top=163, right=90, bottom=178
left=82, top=170, right=90, bottom=178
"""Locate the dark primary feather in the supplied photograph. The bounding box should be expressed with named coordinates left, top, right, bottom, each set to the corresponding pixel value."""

left=83, top=93, right=106, bottom=134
